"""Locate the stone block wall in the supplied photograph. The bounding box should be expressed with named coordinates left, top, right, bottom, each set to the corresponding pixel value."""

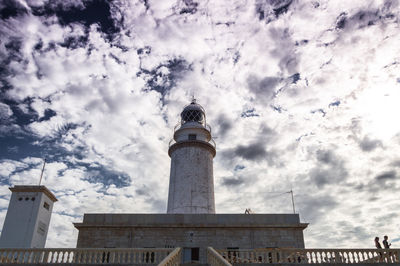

left=74, top=214, right=307, bottom=263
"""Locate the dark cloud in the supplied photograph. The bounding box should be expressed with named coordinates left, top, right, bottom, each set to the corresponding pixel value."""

left=137, top=46, right=151, bottom=56
left=290, top=73, right=300, bottom=84
left=1, top=98, right=38, bottom=126
left=375, top=170, right=397, bottom=181
left=295, top=132, right=315, bottom=142
left=335, top=221, right=371, bottom=243
left=311, top=108, right=326, bottom=117
left=260, top=125, right=274, bottom=137
left=1, top=99, right=56, bottom=128
left=234, top=165, right=245, bottom=171
left=255, top=0, right=293, bottom=22
left=247, top=75, right=280, bottom=102
left=359, top=136, right=383, bottom=152
left=278, top=54, right=298, bottom=76
left=134, top=185, right=165, bottom=211
left=295, top=39, right=309, bottom=46
left=215, top=114, right=233, bottom=137
left=31, top=0, right=122, bottom=39
left=0, top=0, right=28, bottom=20
left=355, top=170, right=398, bottom=193
left=271, top=105, right=285, bottom=113
left=316, top=149, right=335, bottom=165
left=308, top=149, right=348, bottom=188
left=59, top=35, right=89, bottom=50
left=83, top=165, right=131, bottom=188
left=297, top=194, right=338, bottom=223
left=222, top=124, right=278, bottom=164
left=335, top=12, right=347, bottom=29
left=135, top=188, right=149, bottom=196
left=335, top=4, right=397, bottom=32
left=3, top=37, right=24, bottom=65
left=234, top=142, right=267, bottom=161
left=39, top=109, right=57, bottom=122
left=109, top=53, right=125, bottom=65
left=241, top=108, right=259, bottom=118
left=221, top=176, right=245, bottom=187
left=272, top=0, right=293, bottom=16
left=0, top=100, right=86, bottom=166
left=54, top=123, right=79, bottom=138
left=328, top=100, right=341, bottom=108
left=179, top=0, right=199, bottom=15
left=140, top=58, right=192, bottom=99
left=389, top=160, right=400, bottom=168
left=309, top=168, right=343, bottom=188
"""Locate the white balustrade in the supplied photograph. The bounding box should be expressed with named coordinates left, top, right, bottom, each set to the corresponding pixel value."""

left=1, top=247, right=398, bottom=264
left=216, top=248, right=400, bottom=264
left=158, top=247, right=181, bottom=266
left=0, top=248, right=173, bottom=264
left=207, top=247, right=232, bottom=266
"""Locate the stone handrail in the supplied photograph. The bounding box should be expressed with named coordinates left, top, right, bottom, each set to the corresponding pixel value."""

left=157, top=247, right=181, bottom=266
left=0, top=248, right=174, bottom=264
left=216, top=248, right=400, bottom=264
left=207, top=247, right=232, bottom=266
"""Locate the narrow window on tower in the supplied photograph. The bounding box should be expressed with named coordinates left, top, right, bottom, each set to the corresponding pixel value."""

left=43, top=202, right=50, bottom=210
left=188, top=134, right=197, bottom=140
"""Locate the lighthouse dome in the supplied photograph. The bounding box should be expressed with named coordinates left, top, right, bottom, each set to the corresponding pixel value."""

left=180, top=100, right=206, bottom=125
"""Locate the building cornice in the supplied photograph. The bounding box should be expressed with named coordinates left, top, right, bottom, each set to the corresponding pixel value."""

left=73, top=223, right=308, bottom=229
left=168, top=140, right=216, bottom=157
left=10, top=185, right=58, bottom=202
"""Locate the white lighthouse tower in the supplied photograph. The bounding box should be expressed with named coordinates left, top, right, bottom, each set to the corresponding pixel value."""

left=167, top=99, right=216, bottom=214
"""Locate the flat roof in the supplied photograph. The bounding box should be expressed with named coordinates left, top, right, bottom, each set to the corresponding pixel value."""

left=10, top=185, right=58, bottom=202
left=74, top=213, right=308, bottom=229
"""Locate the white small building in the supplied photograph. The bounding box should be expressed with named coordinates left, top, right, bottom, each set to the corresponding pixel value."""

left=0, top=185, right=57, bottom=248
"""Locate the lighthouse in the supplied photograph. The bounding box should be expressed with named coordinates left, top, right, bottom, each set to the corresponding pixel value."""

left=167, top=99, right=216, bottom=214
left=75, top=99, right=307, bottom=261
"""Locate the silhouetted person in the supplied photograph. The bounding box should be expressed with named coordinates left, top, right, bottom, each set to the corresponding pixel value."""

left=375, top=237, right=382, bottom=249
left=383, top=235, right=391, bottom=249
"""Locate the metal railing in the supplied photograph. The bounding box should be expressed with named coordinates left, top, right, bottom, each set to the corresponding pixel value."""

left=158, top=247, right=181, bottom=266
left=173, top=122, right=212, bottom=134
left=207, top=247, right=232, bottom=266
left=168, top=138, right=216, bottom=149
left=0, top=248, right=174, bottom=264
left=217, top=248, right=400, bottom=264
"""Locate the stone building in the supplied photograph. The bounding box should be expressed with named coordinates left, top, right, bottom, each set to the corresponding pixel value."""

left=74, top=100, right=308, bottom=263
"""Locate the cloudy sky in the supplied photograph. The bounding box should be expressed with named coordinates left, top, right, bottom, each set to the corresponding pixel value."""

left=1, top=0, right=400, bottom=248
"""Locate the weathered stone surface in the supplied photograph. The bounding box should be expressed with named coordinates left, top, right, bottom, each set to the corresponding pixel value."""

left=167, top=140, right=215, bottom=214
left=74, top=214, right=307, bottom=263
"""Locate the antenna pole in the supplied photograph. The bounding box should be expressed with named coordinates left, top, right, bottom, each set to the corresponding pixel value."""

left=290, top=189, right=296, bottom=214
left=39, top=159, right=46, bottom=186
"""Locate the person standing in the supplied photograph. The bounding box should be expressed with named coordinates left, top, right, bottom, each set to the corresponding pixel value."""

left=375, top=237, right=382, bottom=249
left=383, top=235, right=391, bottom=249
